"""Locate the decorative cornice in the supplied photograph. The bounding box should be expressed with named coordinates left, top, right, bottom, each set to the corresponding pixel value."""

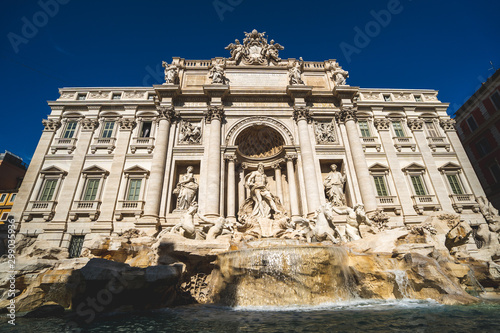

left=118, top=118, right=137, bottom=131
left=439, top=118, right=456, bottom=132
left=204, top=106, right=224, bottom=123
left=42, top=119, right=61, bottom=132
left=407, top=118, right=424, bottom=131
left=80, top=118, right=99, bottom=131
left=373, top=118, right=391, bottom=131
left=336, top=106, right=357, bottom=123
left=292, top=106, right=313, bottom=123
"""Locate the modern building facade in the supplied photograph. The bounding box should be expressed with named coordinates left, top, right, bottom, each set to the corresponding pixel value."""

left=455, top=69, right=500, bottom=210
left=11, top=30, right=489, bottom=252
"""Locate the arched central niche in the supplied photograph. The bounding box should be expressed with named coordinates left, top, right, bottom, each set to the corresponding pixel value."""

left=236, top=125, right=284, bottom=160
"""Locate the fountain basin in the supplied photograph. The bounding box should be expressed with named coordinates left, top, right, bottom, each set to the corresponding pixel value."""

left=210, top=240, right=356, bottom=306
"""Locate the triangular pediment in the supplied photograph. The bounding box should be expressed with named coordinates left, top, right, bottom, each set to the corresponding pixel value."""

left=438, top=162, right=461, bottom=172
left=369, top=163, right=389, bottom=172
left=402, top=163, right=426, bottom=172
left=40, top=166, right=67, bottom=175
left=124, top=165, right=150, bottom=175
left=82, top=165, right=109, bottom=175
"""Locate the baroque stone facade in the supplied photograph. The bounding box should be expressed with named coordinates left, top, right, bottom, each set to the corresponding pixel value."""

left=11, top=30, right=489, bottom=251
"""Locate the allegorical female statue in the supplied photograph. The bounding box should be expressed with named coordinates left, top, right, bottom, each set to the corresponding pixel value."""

left=174, top=166, right=199, bottom=210
left=323, top=164, right=346, bottom=206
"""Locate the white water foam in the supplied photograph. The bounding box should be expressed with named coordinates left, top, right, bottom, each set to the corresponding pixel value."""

left=231, top=299, right=441, bottom=312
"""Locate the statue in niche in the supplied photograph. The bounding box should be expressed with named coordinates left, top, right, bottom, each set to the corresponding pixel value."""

left=173, top=166, right=199, bottom=210
left=331, top=203, right=378, bottom=241
left=162, top=61, right=179, bottom=84
left=333, top=67, right=349, bottom=86
left=288, top=57, right=304, bottom=85
left=323, top=164, right=346, bottom=206
left=245, top=163, right=282, bottom=218
left=208, top=59, right=229, bottom=84
left=179, top=121, right=202, bottom=144
left=315, top=121, right=336, bottom=144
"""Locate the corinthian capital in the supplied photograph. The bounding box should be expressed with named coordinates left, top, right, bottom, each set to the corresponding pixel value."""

left=407, top=118, right=424, bottom=131
left=157, top=106, right=177, bottom=122
left=373, top=118, right=391, bottom=131
left=439, top=118, right=456, bottom=132
left=336, top=106, right=357, bottom=123
left=118, top=118, right=137, bottom=131
left=205, top=106, right=224, bottom=123
left=80, top=118, right=99, bottom=131
left=42, top=119, right=61, bottom=132
left=293, top=106, right=313, bottom=123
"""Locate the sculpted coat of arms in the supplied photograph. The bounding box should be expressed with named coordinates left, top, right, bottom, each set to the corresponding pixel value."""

left=225, top=29, right=284, bottom=65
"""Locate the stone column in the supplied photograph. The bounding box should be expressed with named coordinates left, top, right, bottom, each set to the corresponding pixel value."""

left=440, top=118, right=486, bottom=197
left=225, top=155, right=236, bottom=221
left=273, top=161, right=284, bottom=204
left=407, top=117, right=454, bottom=212
left=374, top=117, right=416, bottom=219
left=204, top=106, right=224, bottom=216
left=285, top=154, right=300, bottom=218
left=13, top=118, right=61, bottom=229
left=94, top=117, right=136, bottom=232
left=138, top=107, right=176, bottom=228
left=238, top=164, right=246, bottom=211
left=293, top=106, right=321, bottom=214
left=339, top=107, right=378, bottom=212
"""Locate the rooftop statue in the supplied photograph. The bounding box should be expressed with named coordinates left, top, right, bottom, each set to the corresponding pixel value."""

left=208, top=59, right=229, bottom=84
left=288, top=57, right=304, bottom=85
left=225, top=29, right=284, bottom=65
left=162, top=61, right=179, bottom=84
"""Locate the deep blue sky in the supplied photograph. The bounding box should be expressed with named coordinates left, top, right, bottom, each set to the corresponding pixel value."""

left=1, top=0, right=499, bottom=164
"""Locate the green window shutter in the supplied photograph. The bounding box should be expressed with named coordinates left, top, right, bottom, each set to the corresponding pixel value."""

left=40, top=179, right=57, bottom=201
left=447, top=175, right=463, bottom=195
left=84, top=179, right=100, bottom=201
left=101, top=121, right=114, bottom=138
left=359, top=121, right=370, bottom=137
left=127, top=179, right=142, bottom=201
left=63, top=121, right=77, bottom=138
left=410, top=175, right=426, bottom=196
left=373, top=176, right=388, bottom=196
left=392, top=121, right=405, bottom=137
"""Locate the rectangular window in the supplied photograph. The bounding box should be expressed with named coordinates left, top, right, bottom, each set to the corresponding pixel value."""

left=40, top=179, right=58, bottom=201
left=63, top=121, right=77, bottom=138
left=425, top=121, right=439, bottom=137
left=9, top=194, right=16, bottom=202
left=69, top=235, right=85, bottom=258
left=476, top=137, right=492, bottom=157
left=414, top=95, right=422, bottom=102
left=112, top=93, right=121, bottom=100
left=467, top=116, right=478, bottom=132
left=101, top=121, right=115, bottom=138
left=410, top=175, right=427, bottom=196
left=489, top=162, right=500, bottom=183
left=373, top=176, right=388, bottom=196
left=447, top=174, right=463, bottom=195
left=0, top=194, right=6, bottom=202
left=77, top=94, right=86, bottom=100
left=383, top=95, right=391, bottom=101
left=359, top=121, right=371, bottom=137
left=83, top=179, right=100, bottom=201
left=127, top=179, right=142, bottom=201
left=491, top=92, right=500, bottom=110
left=148, top=94, right=155, bottom=100
left=140, top=121, right=152, bottom=138
left=1, top=212, right=8, bottom=221
left=392, top=121, right=405, bottom=137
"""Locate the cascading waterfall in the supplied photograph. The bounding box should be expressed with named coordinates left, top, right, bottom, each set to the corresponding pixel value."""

left=388, top=270, right=411, bottom=298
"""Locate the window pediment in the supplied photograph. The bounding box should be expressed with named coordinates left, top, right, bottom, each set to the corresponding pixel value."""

left=124, top=165, right=150, bottom=176
left=40, top=166, right=67, bottom=176
left=82, top=165, right=109, bottom=176
left=369, top=163, right=389, bottom=173
left=402, top=163, right=426, bottom=174
left=438, top=162, right=461, bottom=172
